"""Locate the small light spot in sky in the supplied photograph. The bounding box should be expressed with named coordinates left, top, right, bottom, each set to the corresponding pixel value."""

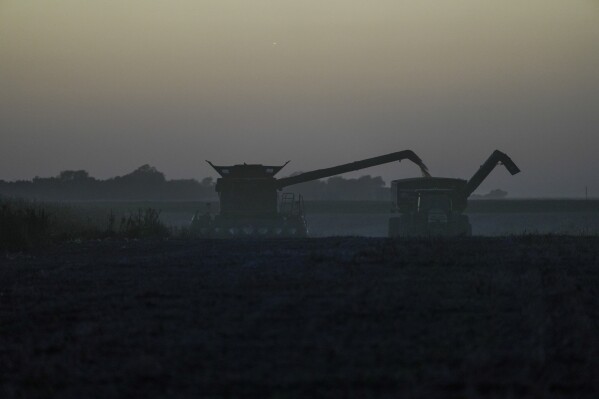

left=272, top=42, right=278, bottom=45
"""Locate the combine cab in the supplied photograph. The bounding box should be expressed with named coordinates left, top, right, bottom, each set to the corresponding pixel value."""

left=192, top=150, right=430, bottom=238
left=389, top=150, right=521, bottom=237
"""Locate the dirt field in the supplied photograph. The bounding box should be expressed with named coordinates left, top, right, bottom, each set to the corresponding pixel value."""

left=1, top=236, right=598, bottom=398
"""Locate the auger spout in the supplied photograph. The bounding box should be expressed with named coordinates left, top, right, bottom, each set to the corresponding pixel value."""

left=463, top=150, right=520, bottom=198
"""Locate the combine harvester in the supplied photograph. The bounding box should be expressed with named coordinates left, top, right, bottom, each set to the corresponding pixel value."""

left=388, top=150, right=520, bottom=237
left=191, top=151, right=429, bottom=237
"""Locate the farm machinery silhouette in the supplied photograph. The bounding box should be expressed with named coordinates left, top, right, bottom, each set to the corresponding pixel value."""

left=191, top=151, right=430, bottom=237
left=388, top=150, right=520, bottom=237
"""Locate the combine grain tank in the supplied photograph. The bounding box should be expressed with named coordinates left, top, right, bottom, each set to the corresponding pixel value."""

left=388, top=150, right=520, bottom=237
left=192, top=151, right=429, bottom=237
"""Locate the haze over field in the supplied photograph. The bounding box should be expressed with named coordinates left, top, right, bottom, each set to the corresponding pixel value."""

left=1, top=1, right=598, bottom=197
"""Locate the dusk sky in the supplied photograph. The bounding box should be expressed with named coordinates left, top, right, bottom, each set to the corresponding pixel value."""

left=1, top=1, right=598, bottom=197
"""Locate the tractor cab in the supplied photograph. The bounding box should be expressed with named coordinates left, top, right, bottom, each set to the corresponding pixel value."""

left=413, top=189, right=466, bottom=235
left=390, top=178, right=470, bottom=237
left=416, top=189, right=454, bottom=226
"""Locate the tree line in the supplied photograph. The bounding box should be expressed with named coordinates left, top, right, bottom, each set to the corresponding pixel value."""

left=0, top=165, right=391, bottom=201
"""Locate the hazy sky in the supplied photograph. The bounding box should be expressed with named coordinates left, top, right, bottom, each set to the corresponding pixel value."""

left=1, top=1, right=598, bottom=197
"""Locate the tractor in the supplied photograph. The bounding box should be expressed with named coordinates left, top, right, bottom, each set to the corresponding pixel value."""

left=388, top=150, right=520, bottom=237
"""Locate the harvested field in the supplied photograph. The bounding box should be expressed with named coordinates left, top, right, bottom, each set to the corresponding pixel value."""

left=1, top=236, right=598, bottom=398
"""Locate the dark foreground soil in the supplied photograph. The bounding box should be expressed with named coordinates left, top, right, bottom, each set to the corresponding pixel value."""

left=1, top=236, right=598, bottom=398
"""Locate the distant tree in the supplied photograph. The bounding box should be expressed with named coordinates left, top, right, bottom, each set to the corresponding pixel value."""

left=484, top=189, right=508, bottom=199
left=289, top=173, right=327, bottom=200
left=325, top=175, right=386, bottom=200
left=120, top=164, right=166, bottom=184
left=59, top=170, right=92, bottom=181
left=471, top=189, right=508, bottom=199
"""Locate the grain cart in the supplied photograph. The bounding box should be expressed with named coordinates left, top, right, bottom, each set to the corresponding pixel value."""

left=191, top=150, right=430, bottom=237
left=388, top=150, right=520, bottom=237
